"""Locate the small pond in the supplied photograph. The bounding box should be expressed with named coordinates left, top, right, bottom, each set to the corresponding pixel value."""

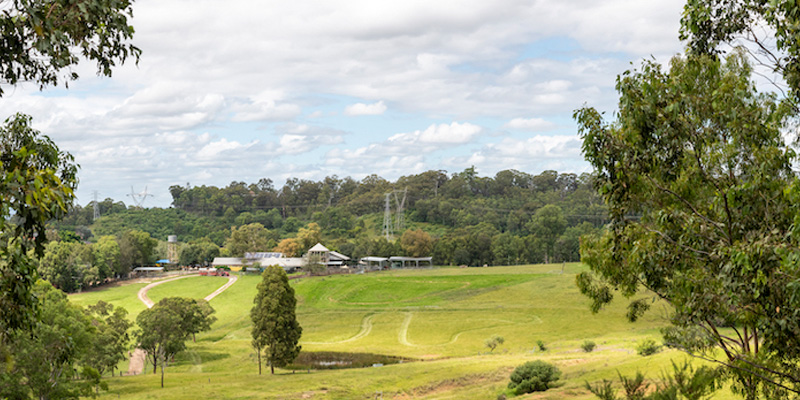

left=287, top=351, right=415, bottom=370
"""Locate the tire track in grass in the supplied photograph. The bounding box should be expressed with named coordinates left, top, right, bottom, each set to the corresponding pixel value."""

left=408, top=314, right=544, bottom=346
left=399, top=312, right=415, bottom=346
left=303, top=313, right=375, bottom=344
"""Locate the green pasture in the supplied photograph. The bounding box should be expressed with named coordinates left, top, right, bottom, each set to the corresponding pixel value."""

left=68, top=264, right=736, bottom=399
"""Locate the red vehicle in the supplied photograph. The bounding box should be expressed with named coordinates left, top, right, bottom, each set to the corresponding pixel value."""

left=199, top=267, right=229, bottom=276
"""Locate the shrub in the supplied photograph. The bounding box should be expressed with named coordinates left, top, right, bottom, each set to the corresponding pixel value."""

left=485, top=335, right=505, bottom=352
left=507, top=360, right=561, bottom=395
left=536, top=340, right=547, bottom=351
left=582, top=340, right=596, bottom=353
left=636, top=339, right=661, bottom=356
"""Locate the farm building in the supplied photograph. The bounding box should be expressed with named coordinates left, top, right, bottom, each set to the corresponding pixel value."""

left=359, top=256, right=388, bottom=270
left=211, top=257, right=245, bottom=269
left=389, top=256, right=433, bottom=268
left=210, top=244, right=351, bottom=273
left=245, top=252, right=304, bottom=272
left=307, top=243, right=351, bottom=269
left=358, top=256, right=433, bottom=270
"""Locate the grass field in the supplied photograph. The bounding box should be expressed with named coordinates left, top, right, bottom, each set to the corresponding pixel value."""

left=68, top=264, right=736, bottom=399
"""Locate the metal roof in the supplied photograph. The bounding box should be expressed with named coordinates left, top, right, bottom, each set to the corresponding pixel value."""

left=308, top=243, right=329, bottom=252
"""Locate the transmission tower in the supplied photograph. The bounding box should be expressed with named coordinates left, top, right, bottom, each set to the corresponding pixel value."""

left=382, top=188, right=408, bottom=240
left=127, top=186, right=153, bottom=208
left=382, top=192, right=394, bottom=240
left=394, top=187, right=407, bottom=233
left=92, top=190, right=100, bottom=221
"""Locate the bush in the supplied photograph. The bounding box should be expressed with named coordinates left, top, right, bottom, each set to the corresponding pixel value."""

left=581, top=340, right=596, bottom=353
left=536, top=340, right=547, bottom=351
left=485, top=335, right=505, bottom=352
left=507, top=360, right=561, bottom=395
left=636, top=339, right=661, bottom=356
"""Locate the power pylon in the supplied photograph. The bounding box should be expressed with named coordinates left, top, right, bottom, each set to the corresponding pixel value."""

left=394, top=187, right=407, bottom=233
left=382, top=192, right=394, bottom=240
left=92, top=190, right=100, bottom=221
left=127, top=186, right=153, bottom=208
left=382, top=188, right=408, bottom=240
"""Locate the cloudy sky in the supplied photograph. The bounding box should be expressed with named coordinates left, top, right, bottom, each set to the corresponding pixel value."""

left=1, top=0, right=689, bottom=208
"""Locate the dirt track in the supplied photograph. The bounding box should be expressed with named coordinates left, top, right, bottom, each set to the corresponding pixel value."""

left=127, top=273, right=238, bottom=375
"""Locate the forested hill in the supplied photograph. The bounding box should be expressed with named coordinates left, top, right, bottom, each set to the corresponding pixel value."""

left=54, top=168, right=606, bottom=268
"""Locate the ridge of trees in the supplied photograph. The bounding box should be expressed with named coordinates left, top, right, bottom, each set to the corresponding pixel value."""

left=43, top=168, right=606, bottom=292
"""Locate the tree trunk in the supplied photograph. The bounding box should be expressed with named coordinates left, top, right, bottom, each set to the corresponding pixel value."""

left=270, top=361, right=274, bottom=375
left=257, top=351, right=261, bottom=375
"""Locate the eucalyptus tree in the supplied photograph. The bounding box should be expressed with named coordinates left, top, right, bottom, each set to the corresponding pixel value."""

left=575, top=51, right=800, bottom=398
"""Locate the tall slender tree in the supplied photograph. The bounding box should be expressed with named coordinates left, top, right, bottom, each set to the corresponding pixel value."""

left=250, top=265, right=302, bottom=375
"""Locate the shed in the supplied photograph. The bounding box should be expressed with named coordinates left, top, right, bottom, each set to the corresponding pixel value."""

left=388, top=256, right=433, bottom=269
left=132, top=266, right=164, bottom=277
left=359, top=256, right=388, bottom=270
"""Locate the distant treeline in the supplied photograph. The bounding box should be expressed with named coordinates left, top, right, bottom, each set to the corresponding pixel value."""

left=48, top=168, right=606, bottom=289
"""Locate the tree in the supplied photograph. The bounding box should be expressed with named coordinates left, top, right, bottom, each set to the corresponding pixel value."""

left=225, top=223, right=278, bottom=257
left=274, top=237, right=302, bottom=257
left=0, top=113, right=78, bottom=336
left=0, top=0, right=139, bottom=96
left=680, top=0, right=800, bottom=105
left=92, top=235, right=121, bottom=281
left=526, top=204, right=566, bottom=264
left=485, top=335, right=505, bottom=352
left=118, top=229, right=157, bottom=275
left=296, top=222, right=322, bottom=252
left=303, top=253, right=326, bottom=276
left=84, top=301, right=131, bottom=377
left=508, top=360, right=561, bottom=395
left=574, top=52, right=800, bottom=398
left=135, top=297, right=215, bottom=387
left=179, top=239, right=220, bottom=266
left=400, top=229, right=433, bottom=257
left=0, top=281, right=97, bottom=399
left=250, top=265, right=302, bottom=375
left=37, top=241, right=84, bottom=292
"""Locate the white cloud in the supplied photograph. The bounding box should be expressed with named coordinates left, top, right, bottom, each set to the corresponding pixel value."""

left=388, top=122, right=482, bottom=146
left=0, top=0, right=689, bottom=207
left=504, top=118, right=556, bottom=131
left=344, top=100, right=387, bottom=116
left=418, top=122, right=481, bottom=144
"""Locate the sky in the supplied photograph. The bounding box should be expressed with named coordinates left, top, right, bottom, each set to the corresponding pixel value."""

left=0, top=0, right=689, bottom=208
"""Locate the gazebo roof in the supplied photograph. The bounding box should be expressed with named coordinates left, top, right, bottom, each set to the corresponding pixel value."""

left=308, top=243, right=329, bottom=252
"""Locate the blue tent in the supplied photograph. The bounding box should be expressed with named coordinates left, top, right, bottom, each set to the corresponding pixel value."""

left=155, top=259, right=171, bottom=264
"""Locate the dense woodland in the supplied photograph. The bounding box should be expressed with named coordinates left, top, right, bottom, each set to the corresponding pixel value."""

left=47, top=168, right=606, bottom=292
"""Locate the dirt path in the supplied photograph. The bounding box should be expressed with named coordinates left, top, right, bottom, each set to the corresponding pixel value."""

left=126, top=349, right=147, bottom=376
left=137, top=274, right=198, bottom=308
left=204, top=276, right=238, bottom=302
left=127, top=274, right=238, bottom=375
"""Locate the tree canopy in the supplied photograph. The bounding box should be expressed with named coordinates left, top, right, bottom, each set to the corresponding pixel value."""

left=575, top=51, right=800, bottom=398
left=0, top=113, right=78, bottom=336
left=0, top=0, right=140, bottom=96
left=681, top=0, right=800, bottom=104
left=135, top=297, right=216, bottom=387
left=250, top=265, right=302, bottom=375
